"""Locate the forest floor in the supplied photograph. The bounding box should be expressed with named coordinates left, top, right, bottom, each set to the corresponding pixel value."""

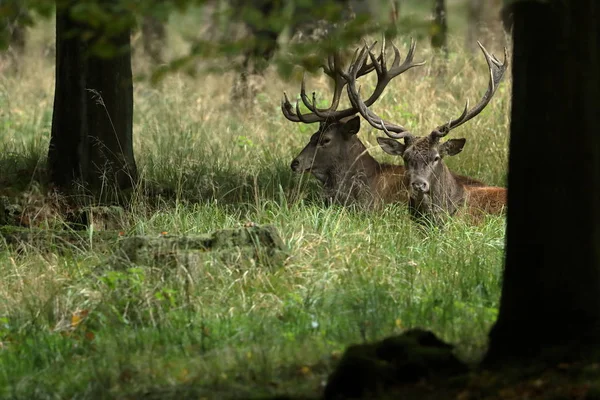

left=377, top=362, right=600, bottom=400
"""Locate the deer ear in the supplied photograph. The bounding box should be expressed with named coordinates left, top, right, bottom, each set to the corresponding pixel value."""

left=377, top=137, right=406, bottom=156
left=440, top=138, right=466, bottom=156
left=340, top=115, right=360, bottom=138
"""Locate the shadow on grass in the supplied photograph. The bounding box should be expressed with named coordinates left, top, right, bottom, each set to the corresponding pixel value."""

left=0, top=149, right=327, bottom=230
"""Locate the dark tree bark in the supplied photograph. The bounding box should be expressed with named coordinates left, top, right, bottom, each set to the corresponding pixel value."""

left=48, top=1, right=137, bottom=195
left=484, top=0, right=600, bottom=365
left=430, top=0, right=448, bottom=54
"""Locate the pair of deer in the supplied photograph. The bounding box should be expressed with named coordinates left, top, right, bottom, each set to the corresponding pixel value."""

left=282, top=39, right=507, bottom=224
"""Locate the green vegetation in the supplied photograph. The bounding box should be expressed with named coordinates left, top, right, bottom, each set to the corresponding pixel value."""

left=0, top=14, right=509, bottom=400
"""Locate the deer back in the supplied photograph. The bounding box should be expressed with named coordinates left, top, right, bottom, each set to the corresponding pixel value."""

left=464, top=186, right=507, bottom=215
left=372, top=164, right=409, bottom=206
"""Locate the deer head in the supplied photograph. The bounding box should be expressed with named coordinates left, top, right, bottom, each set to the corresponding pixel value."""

left=290, top=115, right=364, bottom=183
left=343, top=41, right=507, bottom=216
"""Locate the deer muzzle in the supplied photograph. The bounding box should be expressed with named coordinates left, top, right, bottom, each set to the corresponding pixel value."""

left=411, top=178, right=430, bottom=194
left=291, top=159, right=301, bottom=172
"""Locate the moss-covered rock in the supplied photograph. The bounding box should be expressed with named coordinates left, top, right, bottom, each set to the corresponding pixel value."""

left=0, top=224, right=287, bottom=272
left=324, top=329, right=469, bottom=399
left=111, top=224, right=288, bottom=273
left=0, top=196, right=23, bottom=226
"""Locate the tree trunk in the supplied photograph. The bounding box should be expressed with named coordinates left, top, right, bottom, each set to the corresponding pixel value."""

left=466, top=0, right=483, bottom=53
left=430, top=0, right=448, bottom=54
left=230, top=0, right=283, bottom=104
left=9, top=23, right=25, bottom=54
left=142, top=15, right=166, bottom=64
left=48, top=1, right=137, bottom=197
left=484, top=1, right=600, bottom=365
left=390, top=0, right=400, bottom=23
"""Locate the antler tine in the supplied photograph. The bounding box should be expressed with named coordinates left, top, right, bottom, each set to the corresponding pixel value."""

left=295, top=98, right=316, bottom=123
left=299, top=73, right=317, bottom=112
left=433, top=41, right=508, bottom=136
left=396, top=39, right=423, bottom=73
left=359, top=38, right=426, bottom=107
left=282, top=92, right=320, bottom=123
left=343, top=43, right=413, bottom=140
left=281, top=92, right=300, bottom=122
left=357, top=86, right=411, bottom=139
left=310, top=43, right=383, bottom=120
left=432, top=100, right=470, bottom=138
left=356, top=87, right=413, bottom=139
left=364, top=39, right=383, bottom=75
left=279, top=81, right=327, bottom=124
left=356, top=51, right=381, bottom=77
left=390, top=42, right=401, bottom=69
left=280, top=39, right=407, bottom=126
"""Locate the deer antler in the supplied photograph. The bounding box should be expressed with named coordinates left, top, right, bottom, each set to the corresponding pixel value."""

left=432, top=42, right=508, bottom=138
left=343, top=38, right=425, bottom=140
left=281, top=45, right=381, bottom=124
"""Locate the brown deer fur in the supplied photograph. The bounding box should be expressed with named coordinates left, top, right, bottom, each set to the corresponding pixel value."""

left=291, top=116, right=407, bottom=208
left=377, top=136, right=506, bottom=224
left=291, top=116, right=484, bottom=209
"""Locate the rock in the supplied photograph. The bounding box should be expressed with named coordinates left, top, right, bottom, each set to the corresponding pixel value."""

left=112, top=224, right=287, bottom=274
left=0, top=196, right=22, bottom=226
left=324, top=329, right=469, bottom=399
left=0, top=224, right=287, bottom=272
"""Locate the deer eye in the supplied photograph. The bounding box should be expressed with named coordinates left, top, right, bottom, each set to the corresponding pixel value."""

left=320, top=138, right=331, bottom=146
left=433, top=155, right=441, bottom=162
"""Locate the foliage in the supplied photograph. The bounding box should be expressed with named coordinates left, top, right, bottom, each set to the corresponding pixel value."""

left=1, top=0, right=445, bottom=80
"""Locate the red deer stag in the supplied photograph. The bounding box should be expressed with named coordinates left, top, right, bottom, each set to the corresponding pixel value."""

left=281, top=40, right=422, bottom=208
left=281, top=40, right=484, bottom=208
left=343, top=41, right=507, bottom=223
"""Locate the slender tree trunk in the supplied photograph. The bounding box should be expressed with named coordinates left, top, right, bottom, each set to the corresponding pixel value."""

left=484, top=0, right=600, bottom=365
left=9, top=23, right=25, bottom=54
left=230, top=0, right=283, bottom=104
left=48, top=1, right=136, bottom=196
left=466, top=0, right=483, bottom=53
left=142, top=15, right=166, bottom=63
left=391, top=0, right=400, bottom=23
left=430, top=0, right=448, bottom=54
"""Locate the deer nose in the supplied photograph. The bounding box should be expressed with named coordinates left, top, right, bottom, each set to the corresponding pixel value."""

left=411, top=179, right=429, bottom=193
left=291, top=159, right=300, bottom=172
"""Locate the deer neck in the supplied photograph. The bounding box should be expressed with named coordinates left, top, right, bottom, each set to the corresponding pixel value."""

left=325, top=143, right=381, bottom=206
left=351, top=150, right=381, bottom=183
left=431, top=163, right=466, bottom=214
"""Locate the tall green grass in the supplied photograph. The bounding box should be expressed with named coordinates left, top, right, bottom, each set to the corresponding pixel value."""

left=0, top=9, right=509, bottom=399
